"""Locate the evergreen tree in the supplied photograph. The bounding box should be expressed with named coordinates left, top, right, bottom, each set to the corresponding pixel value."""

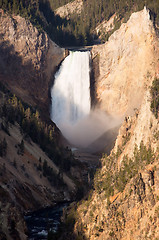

left=19, top=139, right=24, bottom=155
left=0, top=138, right=7, bottom=157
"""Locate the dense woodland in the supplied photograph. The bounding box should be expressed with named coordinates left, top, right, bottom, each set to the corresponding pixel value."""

left=0, top=0, right=159, bottom=46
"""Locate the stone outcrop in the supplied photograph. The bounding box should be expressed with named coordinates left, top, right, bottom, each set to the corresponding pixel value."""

left=92, top=7, right=158, bottom=118
left=0, top=10, right=65, bottom=113
left=55, top=0, right=83, bottom=19
left=0, top=122, right=71, bottom=240
left=95, top=14, right=116, bottom=36
left=114, top=90, right=159, bottom=166
left=73, top=163, right=159, bottom=240
left=94, top=14, right=116, bottom=43
left=61, top=8, right=159, bottom=240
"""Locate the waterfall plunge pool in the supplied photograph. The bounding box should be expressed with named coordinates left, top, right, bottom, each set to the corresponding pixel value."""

left=51, top=50, right=120, bottom=150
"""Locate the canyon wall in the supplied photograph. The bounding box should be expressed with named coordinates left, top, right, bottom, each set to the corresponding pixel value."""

left=0, top=10, right=65, bottom=112
left=91, top=6, right=159, bottom=161
left=92, top=7, right=158, bottom=118
left=63, top=8, right=159, bottom=240
left=0, top=11, right=73, bottom=240
left=55, top=0, right=83, bottom=19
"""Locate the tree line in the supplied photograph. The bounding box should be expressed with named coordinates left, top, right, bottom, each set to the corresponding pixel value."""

left=47, top=0, right=159, bottom=44
left=0, top=0, right=159, bottom=46
left=0, top=87, right=73, bottom=172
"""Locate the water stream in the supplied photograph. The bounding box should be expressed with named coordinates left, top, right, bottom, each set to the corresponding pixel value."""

left=25, top=50, right=120, bottom=239
left=25, top=203, right=69, bottom=240
left=51, top=51, right=91, bottom=126
left=51, top=50, right=119, bottom=149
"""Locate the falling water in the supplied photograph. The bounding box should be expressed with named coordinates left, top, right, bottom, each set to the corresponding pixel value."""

left=51, top=51, right=90, bottom=125
left=51, top=51, right=92, bottom=146
left=51, top=51, right=120, bottom=148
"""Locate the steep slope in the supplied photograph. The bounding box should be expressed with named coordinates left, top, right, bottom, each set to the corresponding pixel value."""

left=92, top=7, right=158, bottom=117
left=94, top=14, right=116, bottom=43
left=0, top=88, right=78, bottom=239
left=0, top=10, right=96, bottom=239
left=60, top=8, right=159, bottom=240
left=0, top=86, right=97, bottom=239
left=55, top=0, right=83, bottom=19
left=71, top=88, right=159, bottom=240
left=0, top=10, right=65, bottom=114
left=0, top=124, right=73, bottom=240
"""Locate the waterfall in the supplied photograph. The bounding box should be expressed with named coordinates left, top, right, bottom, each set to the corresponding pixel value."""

left=51, top=51, right=91, bottom=146
left=51, top=51, right=120, bottom=149
left=51, top=51, right=90, bottom=125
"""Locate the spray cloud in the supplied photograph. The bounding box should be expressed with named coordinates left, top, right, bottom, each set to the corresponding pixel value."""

left=51, top=51, right=120, bottom=149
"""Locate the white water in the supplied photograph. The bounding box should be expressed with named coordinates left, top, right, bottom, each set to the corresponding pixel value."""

left=51, top=51, right=120, bottom=148
left=51, top=51, right=90, bottom=125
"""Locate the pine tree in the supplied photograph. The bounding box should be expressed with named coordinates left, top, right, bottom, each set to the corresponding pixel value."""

left=0, top=138, right=7, bottom=157
left=19, top=139, right=24, bottom=155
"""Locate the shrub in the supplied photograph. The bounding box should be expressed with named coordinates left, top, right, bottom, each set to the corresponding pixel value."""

left=94, top=142, right=155, bottom=202
left=150, top=78, right=159, bottom=119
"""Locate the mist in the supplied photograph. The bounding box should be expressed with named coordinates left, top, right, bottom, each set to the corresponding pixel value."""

left=51, top=51, right=121, bottom=150
left=55, top=108, right=121, bottom=148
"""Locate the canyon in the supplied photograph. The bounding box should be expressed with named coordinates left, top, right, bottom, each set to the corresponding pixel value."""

left=0, top=5, right=159, bottom=240
left=0, top=9, right=66, bottom=114
left=62, top=7, right=159, bottom=240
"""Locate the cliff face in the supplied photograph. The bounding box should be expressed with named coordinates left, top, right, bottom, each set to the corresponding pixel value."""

left=92, top=7, right=158, bottom=118
left=63, top=8, right=159, bottom=240
left=0, top=120, right=76, bottom=240
left=55, top=0, right=83, bottom=19
left=0, top=10, right=79, bottom=240
left=73, top=161, right=159, bottom=240
left=0, top=10, right=65, bottom=112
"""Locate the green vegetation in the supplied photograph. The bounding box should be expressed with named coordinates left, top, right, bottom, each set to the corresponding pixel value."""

left=48, top=0, right=72, bottom=10
left=1, top=0, right=159, bottom=46
left=0, top=0, right=44, bottom=31
left=150, top=77, right=159, bottom=119
left=42, top=159, right=65, bottom=186
left=0, top=86, right=75, bottom=189
left=0, top=138, right=7, bottom=157
left=50, top=0, right=159, bottom=43
left=122, top=132, right=131, bottom=146
left=94, top=141, right=155, bottom=201
left=38, top=0, right=159, bottom=44
left=0, top=88, right=74, bottom=173
left=17, top=139, right=25, bottom=155
left=0, top=0, right=92, bottom=46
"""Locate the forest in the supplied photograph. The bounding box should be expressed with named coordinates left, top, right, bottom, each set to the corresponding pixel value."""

left=0, top=0, right=159, bottom=46
left=0, top=83, right=74, bottom=173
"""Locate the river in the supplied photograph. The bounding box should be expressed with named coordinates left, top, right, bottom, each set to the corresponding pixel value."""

left=25, top=203, right=69, bottom=240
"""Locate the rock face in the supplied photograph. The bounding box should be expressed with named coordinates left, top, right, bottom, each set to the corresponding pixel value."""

left=61, top=8, right=159, bottom=240
left=114, top=90, right=159, bottom=165
left=95, top=14, right=116, bottom=36
left=0, top=122, right=75, bottom=240
left=92, top=7, right=158, bottom=118
left=0, top=10, right=65, bottom=112
left=94, top=14, right=116, bottom=43
left=55, top=0, right=83, bottom=19
left=73, top=163, right=159, bottom=240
